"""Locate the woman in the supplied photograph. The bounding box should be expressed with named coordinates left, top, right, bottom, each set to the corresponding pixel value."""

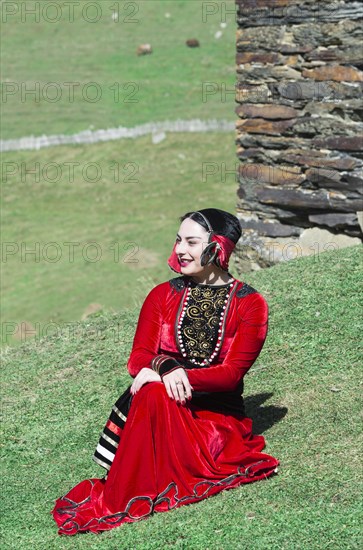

left=52, top=208, right=279, bottom=535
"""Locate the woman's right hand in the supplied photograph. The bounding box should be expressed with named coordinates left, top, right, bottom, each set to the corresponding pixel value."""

left=162, top=367, right=193, bottom=405
left=130, top=367, right=161, bottom=396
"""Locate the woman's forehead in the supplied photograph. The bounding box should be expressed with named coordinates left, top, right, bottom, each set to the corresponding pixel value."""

left=178, top=218, right=209, bottom=237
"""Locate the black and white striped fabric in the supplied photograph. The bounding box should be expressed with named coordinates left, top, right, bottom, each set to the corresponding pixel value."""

left=93, top=386, right=133, bottom=471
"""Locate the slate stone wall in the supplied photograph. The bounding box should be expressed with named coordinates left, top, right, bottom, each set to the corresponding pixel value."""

left=235, top=0, right=363, bottom=268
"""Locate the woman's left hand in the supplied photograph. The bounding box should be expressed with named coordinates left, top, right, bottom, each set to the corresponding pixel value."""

left=162, top=368, right=193, bottom=405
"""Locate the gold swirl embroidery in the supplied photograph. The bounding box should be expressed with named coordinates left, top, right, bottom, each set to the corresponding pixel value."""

left=188, top=306, right=200, bottom=318
left=179, top=286, right=229, bottom=361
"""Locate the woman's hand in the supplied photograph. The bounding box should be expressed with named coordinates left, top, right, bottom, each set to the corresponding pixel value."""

left=162, top=368, right=193, bottom=405
left=130, top=368, right=161, bottom=395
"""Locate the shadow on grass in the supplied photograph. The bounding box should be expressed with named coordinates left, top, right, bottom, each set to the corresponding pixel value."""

left=244, top=392, right=288, bottom=435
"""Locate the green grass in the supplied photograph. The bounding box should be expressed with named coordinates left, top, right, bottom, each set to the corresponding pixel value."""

left=1, top=131, right=239, bottom=347
left=1, top=0, right=236, bottom=139
left=1, top=245, right=362, bottom=549
left=1, top=0, right=238, bottom=348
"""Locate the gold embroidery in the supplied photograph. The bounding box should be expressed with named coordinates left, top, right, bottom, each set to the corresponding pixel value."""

left=179, top=285, right=229, bottom=362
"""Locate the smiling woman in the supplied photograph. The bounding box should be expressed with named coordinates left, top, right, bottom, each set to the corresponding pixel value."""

left=52, top=208, right=279, bottom=535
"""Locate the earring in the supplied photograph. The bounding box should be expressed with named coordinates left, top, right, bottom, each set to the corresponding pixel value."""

left=200, top=242, right=220, bottom=267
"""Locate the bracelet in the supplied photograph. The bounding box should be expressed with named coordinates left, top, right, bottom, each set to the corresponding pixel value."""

left=151, top=354, right=181, bottom=376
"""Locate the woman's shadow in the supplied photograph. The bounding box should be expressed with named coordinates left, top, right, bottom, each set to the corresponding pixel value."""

left=244, top=392, right=287, bottom=434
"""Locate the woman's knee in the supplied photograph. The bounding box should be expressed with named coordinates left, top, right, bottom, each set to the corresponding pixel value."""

left=138, top=381, right=167, bottom=404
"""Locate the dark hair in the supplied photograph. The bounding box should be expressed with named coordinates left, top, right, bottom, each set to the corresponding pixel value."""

left=180, top=208, right=242, bottom=244
left=180, top=211, right=210, bottom=233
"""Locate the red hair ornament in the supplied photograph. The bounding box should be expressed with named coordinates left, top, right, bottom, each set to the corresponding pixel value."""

left=167, top=233, right=236, bottom=274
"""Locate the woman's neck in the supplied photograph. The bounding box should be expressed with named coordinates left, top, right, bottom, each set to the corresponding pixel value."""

left=189, top=268, right=234, bottom=286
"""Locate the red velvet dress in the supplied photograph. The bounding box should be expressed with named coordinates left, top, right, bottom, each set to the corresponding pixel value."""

left=52, top=276, right=279, bottom=535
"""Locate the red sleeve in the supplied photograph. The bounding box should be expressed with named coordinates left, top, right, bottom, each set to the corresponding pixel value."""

left=126, top=284, right=166, bottom=377
left=186, top=293, right=268, bottom=392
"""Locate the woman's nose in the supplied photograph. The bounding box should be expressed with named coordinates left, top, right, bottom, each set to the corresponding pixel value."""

left=175, top=241, right=186, bottom=255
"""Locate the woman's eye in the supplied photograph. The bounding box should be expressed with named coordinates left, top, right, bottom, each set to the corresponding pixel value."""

left=175, top=238, right=197, bottom=246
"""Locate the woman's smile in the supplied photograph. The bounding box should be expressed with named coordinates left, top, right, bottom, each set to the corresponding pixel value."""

left=178, top=257, right=194, bottom=267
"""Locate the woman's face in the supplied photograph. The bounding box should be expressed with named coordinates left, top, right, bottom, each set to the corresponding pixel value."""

left=174, top=218, right=210, bottom=276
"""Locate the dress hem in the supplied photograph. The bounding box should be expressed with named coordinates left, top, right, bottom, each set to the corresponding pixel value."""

left=52, top=459, right=279, bottom=536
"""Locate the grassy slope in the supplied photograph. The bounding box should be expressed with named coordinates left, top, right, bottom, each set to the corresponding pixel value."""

left=1, top=132, right=238, bottom=347
left=1, top=0, right=237, bottom=348
left=1, top=245, right=362, bottom=549
left=1, top=0, right=236, bottom=138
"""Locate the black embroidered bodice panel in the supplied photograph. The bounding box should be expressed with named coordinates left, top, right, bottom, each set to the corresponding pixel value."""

left=167, top=276, right=253, bottom=416
left=169, top=276, right=258, bottom=366
left=179, top=281, right=231, bottom=363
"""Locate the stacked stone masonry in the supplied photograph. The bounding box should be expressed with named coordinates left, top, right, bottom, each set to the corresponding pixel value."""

left=235, top=0, right=363, bottom=268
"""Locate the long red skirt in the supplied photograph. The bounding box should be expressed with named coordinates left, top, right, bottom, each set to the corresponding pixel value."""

left=52, top=383, right=279, bottom=535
